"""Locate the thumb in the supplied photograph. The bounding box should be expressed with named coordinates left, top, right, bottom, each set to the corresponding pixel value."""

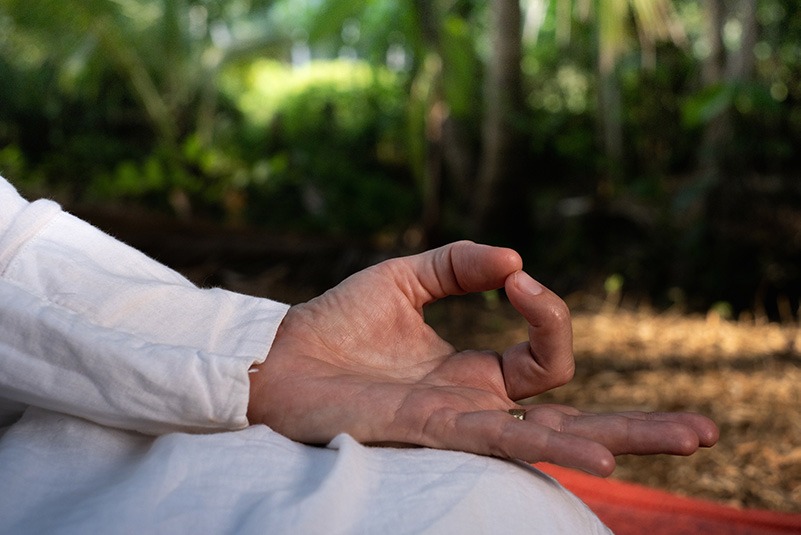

left=502, top=271, right=575, bottom=400
left=400, top=240, right=523, bottom=308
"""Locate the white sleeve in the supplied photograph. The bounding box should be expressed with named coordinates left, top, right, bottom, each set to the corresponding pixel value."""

left=0, top=177, right=289, bottom=434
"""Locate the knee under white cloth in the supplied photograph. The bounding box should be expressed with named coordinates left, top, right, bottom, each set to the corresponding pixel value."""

left=0, top=409, right=609, bottom=534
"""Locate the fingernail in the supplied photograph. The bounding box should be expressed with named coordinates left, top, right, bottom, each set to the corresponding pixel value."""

left=516, top=271, right=543, bottom=296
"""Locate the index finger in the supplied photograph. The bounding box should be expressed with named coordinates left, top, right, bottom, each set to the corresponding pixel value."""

left=502, top=271, right=575, bottom=399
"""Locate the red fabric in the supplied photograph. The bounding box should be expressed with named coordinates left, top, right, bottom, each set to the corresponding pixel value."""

left=536, top=463, right=801, bottom=535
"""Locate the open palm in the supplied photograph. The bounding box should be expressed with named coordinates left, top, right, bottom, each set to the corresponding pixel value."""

left=248, top=241, right=717, bottom=476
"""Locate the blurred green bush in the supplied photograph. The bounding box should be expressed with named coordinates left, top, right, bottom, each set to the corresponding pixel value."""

left=221, top=59, right=417, bottom=235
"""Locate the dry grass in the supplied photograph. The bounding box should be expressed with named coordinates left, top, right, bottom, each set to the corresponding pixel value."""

left=426, top=297, right=801, bottom=513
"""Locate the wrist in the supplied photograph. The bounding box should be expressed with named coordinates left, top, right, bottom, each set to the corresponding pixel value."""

left=247, top=361, right=268, bottom=425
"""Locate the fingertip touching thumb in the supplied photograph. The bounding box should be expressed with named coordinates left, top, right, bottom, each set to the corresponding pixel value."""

left=503, top=270, right=575, bottom=400
left=510, top=270, right=544, bottom=296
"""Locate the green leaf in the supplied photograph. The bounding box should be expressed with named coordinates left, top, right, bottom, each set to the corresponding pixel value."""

left=307, top=0, right=371, bottom=42
left=681, top=83, right=736, bottom=127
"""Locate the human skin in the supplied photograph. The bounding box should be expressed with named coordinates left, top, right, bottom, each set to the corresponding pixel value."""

left=248, top=241, right=718, bottom=476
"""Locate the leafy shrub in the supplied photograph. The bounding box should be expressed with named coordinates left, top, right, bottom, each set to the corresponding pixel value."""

left=222, top=59, right=417, bottom=235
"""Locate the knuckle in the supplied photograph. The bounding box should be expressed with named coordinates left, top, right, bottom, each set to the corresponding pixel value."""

left=545, top=299, right=572, bottom=325
left=525, top=406, right=565, bottom=430
left=554, top=361, right=575, bottom=386
left=490, top=420, right=521, bottom=459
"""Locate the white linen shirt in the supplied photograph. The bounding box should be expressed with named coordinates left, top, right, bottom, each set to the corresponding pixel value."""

left=0, top=177, right=610, bottom=534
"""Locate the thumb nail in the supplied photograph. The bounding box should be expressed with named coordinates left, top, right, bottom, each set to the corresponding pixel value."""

left=515, top=271, right=543, bottom=296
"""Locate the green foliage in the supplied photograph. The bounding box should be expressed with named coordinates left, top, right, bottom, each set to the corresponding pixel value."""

left=604, top=273, right=625, bottom=296
left=440, top=15, right=480, bottom=118
left=682, top=82, right=778, bottom=128
left=222, top=59, right=416, bottom=234
left=5, top=0, right=801, bottom=315
left=709, top=301, right=734, bottom=320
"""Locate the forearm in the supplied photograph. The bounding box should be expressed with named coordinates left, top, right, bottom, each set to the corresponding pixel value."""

left=0, top=177, right=288, bottom=434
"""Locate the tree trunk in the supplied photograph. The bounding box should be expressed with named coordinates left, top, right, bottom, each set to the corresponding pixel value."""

left=702, top=0, right=726, bottom=86
left=699, top=0, right=758, bottom=179
left=597, top=61, right=623, bottom=187
left=595, top=0, right=628, bottom=189
left=698, top=0, right=728, bottom=179
left=726, top=0, right=758, bottom=81
left=411, top=1, right=445, bottom=244
left=470, top=0, right=524, bottom=238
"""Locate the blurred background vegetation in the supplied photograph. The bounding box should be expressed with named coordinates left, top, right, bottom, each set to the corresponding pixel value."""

left=2, top=0, right=801, bottom=317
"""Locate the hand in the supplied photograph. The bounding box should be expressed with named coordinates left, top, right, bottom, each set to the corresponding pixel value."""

left=247, top=241, right=718, bottom=476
